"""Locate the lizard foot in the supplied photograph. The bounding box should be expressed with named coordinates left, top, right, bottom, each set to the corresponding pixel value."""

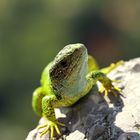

left=38, top=120, right=65, bottom=138
left=99, top=83, right=122, bottom=96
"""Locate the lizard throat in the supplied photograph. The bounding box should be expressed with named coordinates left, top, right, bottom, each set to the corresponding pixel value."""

left=49, top=53, right=83, bottom=92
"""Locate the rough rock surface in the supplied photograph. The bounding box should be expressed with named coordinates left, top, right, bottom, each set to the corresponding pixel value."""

left=26, top=58, right=140, bottom=140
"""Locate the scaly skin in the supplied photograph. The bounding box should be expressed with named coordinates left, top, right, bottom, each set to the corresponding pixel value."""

left=32, top=43, right=123, bottom=139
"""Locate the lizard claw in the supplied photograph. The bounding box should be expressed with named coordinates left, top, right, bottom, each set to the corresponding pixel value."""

left=99, top=83, right=122, bottom=96
left=38, top=120, right=65, bottom=138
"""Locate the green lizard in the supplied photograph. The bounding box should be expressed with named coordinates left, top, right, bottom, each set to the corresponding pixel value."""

left=32, top=43, right=123, bottom=139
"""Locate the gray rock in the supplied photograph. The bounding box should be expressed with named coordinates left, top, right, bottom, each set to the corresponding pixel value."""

left=26, top=58, right=140, bottom=140
left=66, top=130, right=85, bottom=140
left=117, top=133, right=140, bottom=140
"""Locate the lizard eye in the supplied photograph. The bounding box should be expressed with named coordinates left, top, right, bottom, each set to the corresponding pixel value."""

left=61, top=60, right=68, bottom=68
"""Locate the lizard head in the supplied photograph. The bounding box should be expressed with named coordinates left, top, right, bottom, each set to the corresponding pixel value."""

left=49, top=43, right=88, bottom=91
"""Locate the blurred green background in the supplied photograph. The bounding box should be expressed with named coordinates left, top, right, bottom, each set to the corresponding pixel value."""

left=0, top=0, right=140, bottom=140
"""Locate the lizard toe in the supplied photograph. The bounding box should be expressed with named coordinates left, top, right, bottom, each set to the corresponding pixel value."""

left=38, top=120, right=63, bottom=138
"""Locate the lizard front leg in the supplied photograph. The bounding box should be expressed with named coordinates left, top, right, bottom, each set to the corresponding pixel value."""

left=87, top=71, right=121, bottom=96
left=38, top=95, right=64, bottom=139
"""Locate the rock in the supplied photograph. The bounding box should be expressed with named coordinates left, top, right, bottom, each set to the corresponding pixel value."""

left=117, top=133, right=140, bottom=140
left=26, top=58, right=140, bottom=140
left=66, top=130, right=85, bottom=140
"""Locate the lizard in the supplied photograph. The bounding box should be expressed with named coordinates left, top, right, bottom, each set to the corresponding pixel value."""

left=32, top=43, right=123, bottom=139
